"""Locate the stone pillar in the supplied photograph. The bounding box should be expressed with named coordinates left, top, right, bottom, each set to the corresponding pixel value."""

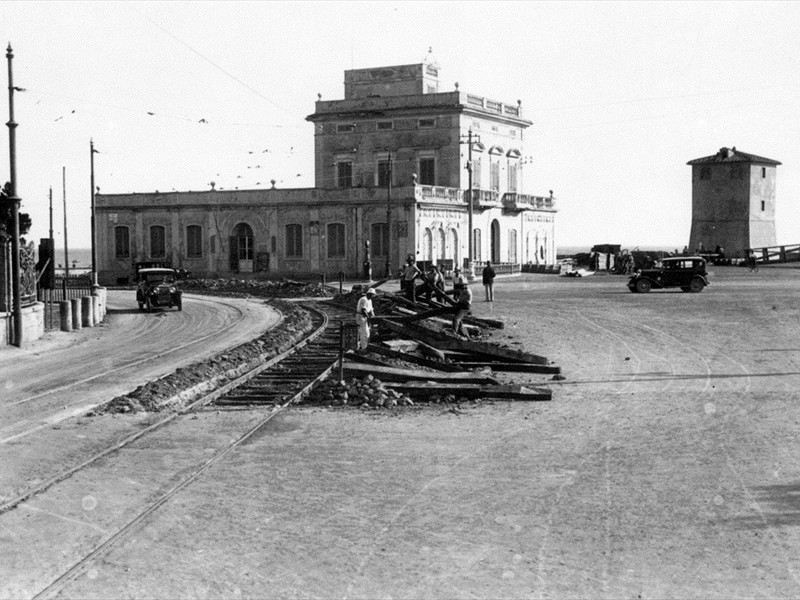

left=71, top=297, right=82, bottom=330
left=59, top=300, right=72, bottom=332
left=81, top=296, right=94, bottom=328
left=92, top=295, right=100, bottom=325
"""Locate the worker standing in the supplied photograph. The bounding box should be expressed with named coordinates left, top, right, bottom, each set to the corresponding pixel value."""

left=482, top=260, right=496, bottom=302
left=355, top=288, right=376, bottom=352
left=452, top=282, right=473, bottom=338
left=401, top=258, right=422, bottom=303
left=452, top=266, right=466, bottom=302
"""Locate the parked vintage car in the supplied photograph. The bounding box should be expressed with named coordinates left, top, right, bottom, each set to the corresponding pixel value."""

left=627, top=257, right=709, bottom=293
left=136, top=267, right=183, bottom=311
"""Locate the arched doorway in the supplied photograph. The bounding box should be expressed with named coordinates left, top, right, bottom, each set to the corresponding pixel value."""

left=422, top=228, right=433, bottom=262
left=490, top=219, right=501, bottom=264
left=447, top=228, right=459, bottom=270
left=231, top=222, right=254, bottom=272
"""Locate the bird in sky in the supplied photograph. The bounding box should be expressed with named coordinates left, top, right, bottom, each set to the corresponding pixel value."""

left=147, top=112, right=155, bottom=116
left=199, top=118, right=208, bottom=123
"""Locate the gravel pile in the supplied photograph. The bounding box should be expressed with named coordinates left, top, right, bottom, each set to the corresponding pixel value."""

left=96, top=300, right=315, bottom=414
left=180, top=278, right=333, bottom=298
left=304, top=375, right=415, bottom=409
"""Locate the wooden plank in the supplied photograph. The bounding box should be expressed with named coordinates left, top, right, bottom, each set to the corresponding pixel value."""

left=384, top=382, right=552, bottom=401
left=454, top=362, right=561, bottom=374
left=367, top=343, right=462, bottom=372
left=341, top=361, right=499, bottom=384
left=381, top=320, right=550, bottom=365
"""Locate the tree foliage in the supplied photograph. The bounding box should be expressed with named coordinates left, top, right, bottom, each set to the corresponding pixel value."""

left=0, top=181, right=32, bottom=239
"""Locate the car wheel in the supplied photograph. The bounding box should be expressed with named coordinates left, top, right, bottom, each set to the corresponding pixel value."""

left=635, top=279, right=652, bottom=293
left=689, top=277, right=705, bottom=293
left=145, top=296, right=153, bottom=312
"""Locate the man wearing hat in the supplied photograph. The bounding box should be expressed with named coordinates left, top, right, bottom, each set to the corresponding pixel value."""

left=355, top=288, right=377, bottom=352
left=452, top=282, right=473, bottom=338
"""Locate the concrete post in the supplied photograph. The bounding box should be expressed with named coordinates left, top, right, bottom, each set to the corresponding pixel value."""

left=71, top=297, right=82, bottom=330
left=81, top=296, right=94, bottom=328
left=59, top=300, right=72, bottom=332
left=91, top=295, right=100, bottom=325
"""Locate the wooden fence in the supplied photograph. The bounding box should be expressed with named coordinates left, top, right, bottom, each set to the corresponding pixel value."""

left=750, top=244, right=800, bottom=264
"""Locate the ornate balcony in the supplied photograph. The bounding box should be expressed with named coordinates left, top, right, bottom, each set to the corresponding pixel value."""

left=502, top=192, right=556, bottom=212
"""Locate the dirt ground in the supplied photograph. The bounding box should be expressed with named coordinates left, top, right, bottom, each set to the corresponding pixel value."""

left=5, top=266, right=800, bottom=599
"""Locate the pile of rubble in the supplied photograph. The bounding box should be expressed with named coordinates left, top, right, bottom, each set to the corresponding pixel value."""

left=305, top=375, right=415, bottom=408
left=180, top=278, right=332, bottom=298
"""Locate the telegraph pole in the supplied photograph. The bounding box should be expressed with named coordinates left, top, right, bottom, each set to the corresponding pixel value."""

left=6, top=43, right=22, bottom=347
left=63, top=166, right=69, bottom=278
left=460, top=128, right=479, bottom=281
left=384, top=151, right=392, bottom=278
left=49, top=187, right=53, bottom=239
left=90, top=139, right=98, bottom=287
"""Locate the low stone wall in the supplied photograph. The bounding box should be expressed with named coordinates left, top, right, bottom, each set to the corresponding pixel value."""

left=0, top=302, right=45, bottom=347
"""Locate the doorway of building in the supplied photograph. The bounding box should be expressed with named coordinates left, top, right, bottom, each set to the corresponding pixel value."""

left=490, top=219, right=500, bottom=264
left=230, top=223, right=254, bottom=273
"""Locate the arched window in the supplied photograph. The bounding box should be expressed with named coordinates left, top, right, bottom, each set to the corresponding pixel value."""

left=150, top=225, right=166, bottom=259
left=327, top=223, right=346, bottom=258
left=115, top=226, right=130, bottom=259
left=437, top=228, right=446, bottom=262
left=422, top=228, right=433, bottom=261
left=448, top=228, right=459, bottom=267
left=186, top=225, right=202, bottom=258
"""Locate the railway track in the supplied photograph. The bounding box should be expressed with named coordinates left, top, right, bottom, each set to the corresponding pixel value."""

left=2, top=300, right=356, bottom=599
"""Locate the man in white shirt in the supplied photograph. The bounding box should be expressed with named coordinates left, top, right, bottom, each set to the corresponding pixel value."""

left=452, top=266, right=466, bottom=301
left=355, top=288, right=376, bottom=351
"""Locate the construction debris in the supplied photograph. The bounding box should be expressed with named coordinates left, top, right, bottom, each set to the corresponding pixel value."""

left=316, top=281, right=562, bottom=408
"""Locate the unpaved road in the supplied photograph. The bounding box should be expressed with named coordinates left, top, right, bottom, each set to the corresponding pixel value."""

left=4, top=267, right=800, bottom=599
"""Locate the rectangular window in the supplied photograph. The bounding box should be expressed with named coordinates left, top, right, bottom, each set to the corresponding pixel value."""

left=490, top=162, right=500, bottom=191
left=286, top=224, right=303, bottom=258
left=371, top=223, right=388, bottom=257
left=376, top=121, right=393, bottom=131
left=700, top=166, right=712, bottom=180
left=418, top=118, right=436, bottom=129
left=336, top=161, right=353, bottom=187
left=473, top=157, right=482, bottom=187
left=473, top=229, right=482, bottom=263
left=336, top=124, right=355, bottom=133
left=507, top=163, right=518, bottom=192
left=762, top=167, right=767, bottom=178
left=187, top=225, right=202, bottom=258
left=150, top=225, right=166, bottom=259
left=761, top=201, right=766, bottom=212
left=419, top=158, right=435, bottom=186
left=377, top=160, right=392, bottom=187
left=327, top=223, right=346, bottom=258
left=114, top=226, right=130, bottom=259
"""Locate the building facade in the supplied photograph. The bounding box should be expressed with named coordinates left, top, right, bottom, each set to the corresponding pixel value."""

left=95, top=59, right=556, bottom=285
left=687, top=147, right=780, bottom=256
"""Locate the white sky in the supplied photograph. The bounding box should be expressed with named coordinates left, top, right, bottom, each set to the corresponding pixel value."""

left=0, top=0, right=798, bottom=251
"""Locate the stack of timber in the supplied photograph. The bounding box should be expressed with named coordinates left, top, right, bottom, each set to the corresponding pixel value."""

left=330, top=282, right=559, bottom=402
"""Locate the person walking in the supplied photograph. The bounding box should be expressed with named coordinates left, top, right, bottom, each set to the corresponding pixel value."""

left=423, top=265, right=443, bottom=303
left=355, top=288, right=376, bottom=352
left=482, top=260, right=496, bottom=302
left=452, top=282, right=473, bottom=338
left=401, top=258, right=421, bottom=303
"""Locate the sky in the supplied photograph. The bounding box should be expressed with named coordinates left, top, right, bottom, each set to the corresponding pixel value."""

left=0, top=0, right=798, bottom=252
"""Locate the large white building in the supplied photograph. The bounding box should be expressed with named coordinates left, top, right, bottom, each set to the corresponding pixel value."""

left=95, top=58, right=556, bottom=285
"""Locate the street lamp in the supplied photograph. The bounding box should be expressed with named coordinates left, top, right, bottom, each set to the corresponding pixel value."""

left=6, top=43, right=23, bottom=347
left=90, top=139, right=98, bottom=287
left=384, top=151, right=393, bottom=278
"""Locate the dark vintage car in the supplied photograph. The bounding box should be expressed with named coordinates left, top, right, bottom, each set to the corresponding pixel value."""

left=628, top=257, right=709, bottom=293
left=136, top=268, right=183, bottom=311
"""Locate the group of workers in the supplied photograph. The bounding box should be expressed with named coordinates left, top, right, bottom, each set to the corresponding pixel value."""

left=355, top=258, right=498, bottom=351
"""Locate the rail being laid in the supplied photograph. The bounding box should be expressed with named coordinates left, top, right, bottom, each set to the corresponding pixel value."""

left=16, top=300, right=354, bottom=599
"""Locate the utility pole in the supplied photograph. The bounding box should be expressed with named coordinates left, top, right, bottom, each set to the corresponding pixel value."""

left=90, top=139, right=98, bottom=287
left=460, top=128, right=479, bottom=281
left=48, top=187, right=53, bottom=240
left=384, top=151, right=392, bottom=278
left=63, top=166, right=69, bottom=278
left=6, top=43, right=22, bottom=347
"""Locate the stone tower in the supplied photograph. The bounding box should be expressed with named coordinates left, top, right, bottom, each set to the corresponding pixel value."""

left=687, top=147, right=781, bottom=256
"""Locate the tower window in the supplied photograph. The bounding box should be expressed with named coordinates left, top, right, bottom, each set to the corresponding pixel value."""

left=761, top=201, right=766, bottom=212
left=336, top=161, right=353, bottom=187
left=418, top=118, right=436, bottom=129
left=762, top=167, right=767, bottom=178
left=336, top=124, right=355, bottom=133
left=376, top=121, right=393, bottom=131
